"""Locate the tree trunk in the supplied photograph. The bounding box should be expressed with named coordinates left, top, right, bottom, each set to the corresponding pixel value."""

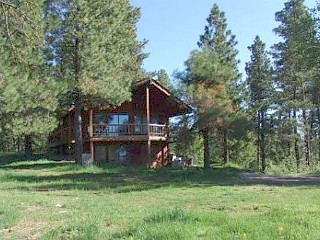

left=318, top=105, right=320, bottom=163
left=293, top=108, right=300, bottom=171
left=0, top=134, right=3, bottom=152
left=303, top=108, right=309, bottom=166
left=74, top=100, right=83, bottom=165
left=302, top=85, right=311, bottom=167
left=17, top=137, right=21, bottom=153
left=309, top=117, right=313, bottom=169
left=223, top=128, right=229, bottom=164
left=202, top=128, right=210, bottom=170
left=74, top=33, right=83, bottom=165
left=287, top=111, right=291, bottom=157
left=25, top=135, right=32, bottom=157
left=261, top=110, right=266, bottom=173
left=292, top=87, right=300, bottom=170
left=257, top=111, right=261, bottom=171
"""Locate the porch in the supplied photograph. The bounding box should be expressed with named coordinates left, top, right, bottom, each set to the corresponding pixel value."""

left=48, top=123, right=170, bottom=147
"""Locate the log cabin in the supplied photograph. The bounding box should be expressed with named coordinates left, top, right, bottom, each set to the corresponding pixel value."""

left=48, top=78, right=191, bottom=167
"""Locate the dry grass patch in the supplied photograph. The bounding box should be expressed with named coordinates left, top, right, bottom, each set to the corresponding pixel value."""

left=2, top=218, right=49, bottom=240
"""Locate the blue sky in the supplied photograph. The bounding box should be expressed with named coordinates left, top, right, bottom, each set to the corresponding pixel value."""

left=130, top=0, right=317, bottom=79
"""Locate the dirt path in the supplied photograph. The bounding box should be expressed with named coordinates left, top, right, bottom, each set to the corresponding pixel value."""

left=239, top=172, right=320, bottom=186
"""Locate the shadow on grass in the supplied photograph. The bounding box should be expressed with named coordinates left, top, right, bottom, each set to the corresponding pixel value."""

left=1, top=159, right=320, bottom=192
left=0, top=161, right=74, bottom=170
left=0, top=153, right=71, bottom=165
left=0, top=153, right=74, bottom=170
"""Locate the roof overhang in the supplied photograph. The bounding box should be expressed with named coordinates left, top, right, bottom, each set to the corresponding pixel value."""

left=134, top=78, right=192, bottom=117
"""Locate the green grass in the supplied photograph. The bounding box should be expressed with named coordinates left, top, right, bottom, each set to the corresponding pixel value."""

left=0, top=157, right=320, bottom=239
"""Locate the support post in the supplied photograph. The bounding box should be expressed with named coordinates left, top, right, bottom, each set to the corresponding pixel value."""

left=146, top=86, right=151, bottom=166
left=89, top=109, right=94, bottom=163
left=68, top=114, right=71, bottom=154
left=161, top=142, right=164, bottom=166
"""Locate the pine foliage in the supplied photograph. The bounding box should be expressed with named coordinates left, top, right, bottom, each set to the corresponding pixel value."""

left=0, top=1, right=58, bottom=137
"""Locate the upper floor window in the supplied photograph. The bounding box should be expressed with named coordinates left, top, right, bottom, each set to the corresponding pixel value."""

left=95, top=114, right=106, bottom=124
left=94, top=114, right=129, bottom=125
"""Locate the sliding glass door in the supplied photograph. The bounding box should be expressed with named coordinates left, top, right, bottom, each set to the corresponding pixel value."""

left=94, top=113, right=129, bottom=136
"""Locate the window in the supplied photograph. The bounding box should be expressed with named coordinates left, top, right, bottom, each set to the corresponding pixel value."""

left=94, top=113, right=129, bottom=136
left=106, top=144, right=129, bottom=165
left=118, top=115, right=129, bottom=125
left=118, top=145, right=129, bottom=165
left=107, top=115, right=119, bottom=125
left=108, top=114, right=129, bottom=136
left=94, top=114, right=106, bottom=124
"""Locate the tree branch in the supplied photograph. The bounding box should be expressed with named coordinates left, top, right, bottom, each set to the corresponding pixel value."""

left=0, top=0, right=36, bottom=24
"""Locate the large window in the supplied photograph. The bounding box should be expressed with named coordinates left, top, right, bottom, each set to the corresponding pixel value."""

left=109, top=114, right=128, bottom=136
left=94, top=114, right=129, bottom=125
left=95, top=144, right=129, bottom=165
left=94, top=113, right=129, bottom=136
left=118, top=115, right=129, bottom=125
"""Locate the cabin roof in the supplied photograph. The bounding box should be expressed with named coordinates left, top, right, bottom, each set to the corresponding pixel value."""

left=60, top=78, right=192, bottom=117
left=134, top=78, right=192, bottom=116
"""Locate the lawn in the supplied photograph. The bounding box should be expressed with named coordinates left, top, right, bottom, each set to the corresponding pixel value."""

left=0, top=156, right=320, bottom=239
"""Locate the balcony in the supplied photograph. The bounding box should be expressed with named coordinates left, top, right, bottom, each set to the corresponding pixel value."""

left=91, top=124, right=169, bottom=141
left=49, top=124, right=170, bottom=146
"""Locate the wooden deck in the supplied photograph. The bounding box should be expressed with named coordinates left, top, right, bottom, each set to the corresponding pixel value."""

left=48, top=124, right=170, bottom=147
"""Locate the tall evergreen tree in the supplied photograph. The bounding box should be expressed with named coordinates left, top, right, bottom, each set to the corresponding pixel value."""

left=183, top=47, right=236, bottom=169
left=272, top=0, right=319, bottom=169
left=44, top=0, right=146, bottom=164
left=311, top=2, right=320, bottom=164
left=246, top=36, right=273, bottom=172
left=182, top=4, right=240, bottom=168
left=155, top=69, right=172, bottom=90
left=0, top=0, right=59, bottom=156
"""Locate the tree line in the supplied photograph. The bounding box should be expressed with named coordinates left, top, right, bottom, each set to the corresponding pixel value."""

left=0, top=0, right=146, bottom=163
left=173, top=0, right=320, bottom=172
left=1, top=0, right=320, bottom=173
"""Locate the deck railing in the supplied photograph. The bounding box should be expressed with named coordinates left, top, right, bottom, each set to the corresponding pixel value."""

left=92, top=124, right=169, bottom=137
left=49, top=124, right=169, bottom=146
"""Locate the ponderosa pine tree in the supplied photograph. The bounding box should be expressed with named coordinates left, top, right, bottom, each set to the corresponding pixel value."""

left=310, top=2, right=320, bottom=164
left=44, top=0, right=145, bottom=164
left=184, top=4, right=239, bottom=168
left=272, top=0, right=319, bottom=169
left=183, top=47, right=236, bottom=169
left=155, top=69, right=172, bottom=91
left=0, top=0, right=59, bottom=156
left=246, top=36, right=273, bottom=172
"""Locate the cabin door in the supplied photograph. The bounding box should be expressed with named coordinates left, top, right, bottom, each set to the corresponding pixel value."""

left=118, top=145, right=129, bottom=165
left=107, top=144, right=130, bottom=165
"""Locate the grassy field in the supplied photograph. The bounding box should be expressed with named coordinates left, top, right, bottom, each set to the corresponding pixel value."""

left=1, top=155, right=320, bottom=239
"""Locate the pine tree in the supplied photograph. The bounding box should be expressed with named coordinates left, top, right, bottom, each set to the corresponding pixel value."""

left=272, top=0, right=319, bottom=170
left=155, top=69, right=172, bottom=90
left=183, top=4, right=240, bottom=168
left=0, top=0, right=59, bottom=156
left=44, top=0, right=146, bottom=164
left=311, top=2, right=320, bottom=164
left=183, top=47, right=236, bottom=169
left=246, top=36, right=273, bottom=172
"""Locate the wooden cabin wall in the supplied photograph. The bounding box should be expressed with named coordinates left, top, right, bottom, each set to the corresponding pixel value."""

left=91, top=141, right=170, bottom=168
left=90, top=85, right=171, bottom=126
